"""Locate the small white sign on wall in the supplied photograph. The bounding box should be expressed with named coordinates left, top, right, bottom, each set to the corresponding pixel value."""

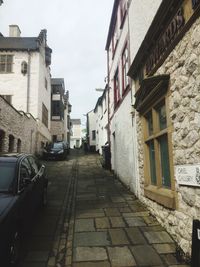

left=175, top=164, right=200, bottom=187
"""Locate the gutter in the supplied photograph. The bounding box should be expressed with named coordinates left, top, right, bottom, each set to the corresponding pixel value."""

left=27, top=50, right=31, bottom=113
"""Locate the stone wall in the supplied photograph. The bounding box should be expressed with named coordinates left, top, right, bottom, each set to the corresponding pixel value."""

left=0, top=96, right=37, bottom=154
left=137, top=17, right=200, bottom=256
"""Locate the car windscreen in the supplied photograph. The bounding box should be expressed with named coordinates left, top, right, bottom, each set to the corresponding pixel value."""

left=52, top=143, right=63, bottom=149
left=0, top=162, right=16, bottom=192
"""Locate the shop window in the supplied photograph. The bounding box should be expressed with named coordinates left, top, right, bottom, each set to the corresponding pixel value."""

left=0, top=55, right=13, bottom=73
left=114, top=68, right=120, bottom=108
left=8, top=135, right=14, bottom=152
left=121, top=43, right=129, bottom=93
left=0, top=130, right=5, bottom=152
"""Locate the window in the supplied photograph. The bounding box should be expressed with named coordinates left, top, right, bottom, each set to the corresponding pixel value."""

left=42, top=103, right=48, bottom=128
left=143, top=99, right=174, bottom=208
left=0, top=130, right=5, bottom=152
left=17, top=139, right=21, bottom=153
left=121, top=44, right=129, bottom=93
left=52, top=85, right=60, bottom=94
left=1, top=95, right=12, bottom=104
left=114, top=68, right=120, bottom=107
left=45, top=78, right=48, bottom=90
left=0, top=55, right=13, bottom=73
left=112, top=19, right=118, bottom=56
left=120, top=0, right=127, bottom=27
left=52, top=101, right=60, bottom=116
left=92, top=130, right=96, bottom=141
left=8, top=135, right=14, bottom=152
left=19, top=158, right=32, bottom=191
left=28, top=156, right=39, bottom=177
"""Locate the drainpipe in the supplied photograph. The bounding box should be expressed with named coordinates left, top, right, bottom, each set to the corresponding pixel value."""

left=127, top=0, right=140, bottom=197
left=27, top=50, right=31, bottom=113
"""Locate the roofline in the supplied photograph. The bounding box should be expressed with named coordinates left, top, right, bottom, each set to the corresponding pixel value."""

left=105, top=0, right=119, bottom=51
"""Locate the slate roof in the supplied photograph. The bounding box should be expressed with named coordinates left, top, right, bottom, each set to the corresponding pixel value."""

left=0, top=37, right=39, bottom=51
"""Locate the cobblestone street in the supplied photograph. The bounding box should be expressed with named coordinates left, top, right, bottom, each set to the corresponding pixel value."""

left=19, top=151, right=190, bottom=267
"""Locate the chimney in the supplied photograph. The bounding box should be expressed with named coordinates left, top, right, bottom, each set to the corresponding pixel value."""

left=9, top=25, right=21, bottom=37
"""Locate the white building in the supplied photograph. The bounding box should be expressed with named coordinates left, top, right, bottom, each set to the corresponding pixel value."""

left=105, top=0, right=161, bottom=194
left=70, top=119, right=82, bottom=149
left=0, top=25, right=52, bottom=153
left=87, top=109, right=97, bottom=152
left=93, top=86, right=109, bottom=155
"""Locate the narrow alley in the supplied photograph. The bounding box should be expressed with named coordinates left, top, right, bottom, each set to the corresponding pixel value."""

left=19, top=151, right=190, bottom=267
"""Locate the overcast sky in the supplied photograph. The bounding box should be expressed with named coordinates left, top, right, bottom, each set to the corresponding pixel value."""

left=0, top=0, right=113, bottom=125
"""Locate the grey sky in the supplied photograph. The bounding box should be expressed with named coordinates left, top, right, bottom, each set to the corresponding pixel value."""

left=0, top=0, right=113, bottom=125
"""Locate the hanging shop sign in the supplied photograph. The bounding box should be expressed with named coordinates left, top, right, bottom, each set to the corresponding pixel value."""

left=175, top=165, right=200, bottom=187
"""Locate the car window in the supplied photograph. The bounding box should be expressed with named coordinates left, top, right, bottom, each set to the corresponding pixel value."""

left=28, top=156, right=39, bottom=176
left=52, top=143, right=63, bottom=149
left=0, top=162, right=15, bottom=192
left=19, top=161, right=31, bottom=191
left=21, top=158, right=32, bottom=177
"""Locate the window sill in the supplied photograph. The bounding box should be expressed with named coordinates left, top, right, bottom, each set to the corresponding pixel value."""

left=144, top=185, right=176, bottom=210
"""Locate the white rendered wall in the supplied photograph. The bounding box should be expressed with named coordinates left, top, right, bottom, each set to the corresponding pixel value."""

left=0, top=51, right=39, bottom=116
left=129, top=0, right=161, bottom=61
left=110, top=91, right=137, bottom=193
left=88, top=110, right=96, bottom=147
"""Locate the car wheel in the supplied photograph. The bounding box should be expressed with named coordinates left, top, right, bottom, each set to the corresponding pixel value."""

left=9, top=231, right=21, bottom=266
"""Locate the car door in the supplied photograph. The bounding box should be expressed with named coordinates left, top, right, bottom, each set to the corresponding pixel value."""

left=17, top=157, right=36, bottom=225
left=28, top=156, right=43, bottom=207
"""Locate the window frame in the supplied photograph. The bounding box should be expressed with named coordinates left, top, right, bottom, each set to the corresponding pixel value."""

left=120, top=0, right=127, bottom=28
left=0, top=54, right=13, bottom=73
left=142, top=95, right=176, bottom=209
left=121, top=43, right=129, bottom=94
left=42, top=103, right=48, bottom=128
left=114, top=68, right=120, bottom=108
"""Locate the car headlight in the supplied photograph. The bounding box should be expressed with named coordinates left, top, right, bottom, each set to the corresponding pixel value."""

left=58, top=149, right=64, bottom=154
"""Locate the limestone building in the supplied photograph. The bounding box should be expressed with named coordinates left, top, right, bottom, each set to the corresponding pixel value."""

left=0, top=25, right=52, bottom=153
left=128, top=0, right=200, bottom=256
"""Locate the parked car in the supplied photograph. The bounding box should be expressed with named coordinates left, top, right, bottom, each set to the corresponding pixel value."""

left=43, top=142, right=67, bottom=160
left=0, top=153, right=48, bottom=266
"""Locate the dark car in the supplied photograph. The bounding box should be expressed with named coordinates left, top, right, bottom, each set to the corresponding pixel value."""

left=0, top=153, right=48, bottom=266
left=43, top=142, right=67, bottom=160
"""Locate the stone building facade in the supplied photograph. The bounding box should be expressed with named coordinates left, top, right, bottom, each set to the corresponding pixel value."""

left=128, top=0, right=200, bottom=256
left=0, top=25, right=52, bottom=153
left=0, top=96, right=37, bottom=154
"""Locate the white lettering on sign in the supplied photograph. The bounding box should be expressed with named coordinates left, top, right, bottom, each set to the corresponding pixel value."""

left=197, top=229, right=200, bottom=240
left=175, top=165, right=200, bottom=187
